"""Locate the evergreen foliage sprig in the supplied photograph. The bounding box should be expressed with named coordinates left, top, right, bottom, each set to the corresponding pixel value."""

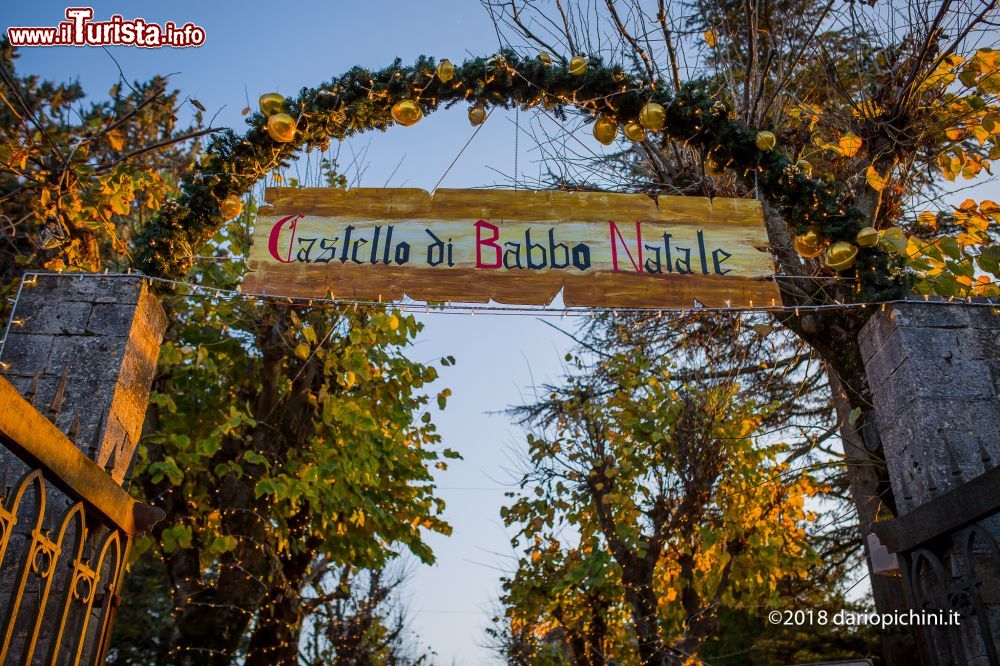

left=133, top=50, right=906, bottom=300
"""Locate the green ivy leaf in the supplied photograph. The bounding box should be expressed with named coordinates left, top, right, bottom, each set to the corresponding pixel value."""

left=978, top=246, right=1000, bottom=276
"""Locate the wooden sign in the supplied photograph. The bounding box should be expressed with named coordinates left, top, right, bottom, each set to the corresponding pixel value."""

left=242, top=188, right=779, bottom=308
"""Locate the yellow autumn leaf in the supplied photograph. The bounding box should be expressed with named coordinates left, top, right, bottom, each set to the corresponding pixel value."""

left=106, top=128, right=125, bottom=151
left=956, top=232, right=984, bottom=247
left=704, top=29, right=718, bottom=47
left=108, top=193, right=130, bottom=215
left=962, top=159, right=983, bottom=179
left=964, top=213, right=991, bottom=233
left=865, top=165, right=887, bottom=191
left=983, top=113, right=1000, bottom=134
left=979, top=70, right=1000, bottom=94
left=973, top=276, right=999, bottom=296
left=852, top=99, right=883, bottom=119
left=970, top=48, right=998, bottom=73
left=838, top=132, right=862, bottom=157
left=920, top=54, right=963, bottom=90
left=938, top=152, right=961, bottom=180
left=917, top=211, right=938, bottom=229
left=980, top=199, right=1000, bottom=217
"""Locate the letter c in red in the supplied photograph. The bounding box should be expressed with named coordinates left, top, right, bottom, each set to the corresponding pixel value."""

left=267, top=214, right=302, bottom=263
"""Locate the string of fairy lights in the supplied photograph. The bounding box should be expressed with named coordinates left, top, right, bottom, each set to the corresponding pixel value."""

left=4, top=270, right=996, bottom=335
left=2, top=269, right=996, bottom=373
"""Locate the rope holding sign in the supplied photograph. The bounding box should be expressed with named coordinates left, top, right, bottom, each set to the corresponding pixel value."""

left=514, top=108, right=519, bottom=190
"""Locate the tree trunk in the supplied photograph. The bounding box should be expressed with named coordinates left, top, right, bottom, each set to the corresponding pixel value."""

left=561, top=595, right=608, bottom=666
left=244, top=545, right=313, bottom=665
left=760, top=191, right=914, bottom=664
left=566, top=631, right=589, bottom=666
left=827, top=368, right=914, bottom=663
left=789, top=312, right=912, bottom=663
left=163, top=308, right=296, bottom=665
left=622, top=564, right=670, bottom=666
left=166, top=463, right=274, bottom=665
left=584, top=601, right=608, bottom=666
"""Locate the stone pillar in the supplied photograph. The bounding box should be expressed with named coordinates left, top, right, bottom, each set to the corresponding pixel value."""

left=0, top=273, right=166, bottom=484
left=860, top=301, right=1000, bottom=664
left=0, top=273, right=165, bottom=663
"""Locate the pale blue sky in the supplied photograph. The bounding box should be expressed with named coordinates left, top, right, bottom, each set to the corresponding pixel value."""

left=4, top=2, right=572, bottom=662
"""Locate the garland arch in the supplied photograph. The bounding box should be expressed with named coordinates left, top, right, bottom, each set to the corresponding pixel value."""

left=133, top=50, right=907, bottom=301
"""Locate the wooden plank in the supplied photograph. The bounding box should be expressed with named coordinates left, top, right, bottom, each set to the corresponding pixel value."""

left=243, top=188, right=779, bottom=308
left=0, top=377, right=139, bottom=536
left=874, top=465, right=1000, bottom=553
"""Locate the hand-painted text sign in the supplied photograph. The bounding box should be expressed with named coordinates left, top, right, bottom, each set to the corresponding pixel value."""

left=242, top=188, right=778, bottom=307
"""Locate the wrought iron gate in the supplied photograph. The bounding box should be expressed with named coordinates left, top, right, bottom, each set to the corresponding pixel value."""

left=0, top=374, right=160, bottom=665
left=876, top=464, right=1000, bottom=666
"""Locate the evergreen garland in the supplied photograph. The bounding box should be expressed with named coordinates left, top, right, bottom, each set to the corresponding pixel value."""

left=133, top=49, right=908, bottom=301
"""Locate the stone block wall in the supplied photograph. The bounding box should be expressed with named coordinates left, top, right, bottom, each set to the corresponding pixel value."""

left=0, top=273, right=166, bottom=484
left=860, top=302, right=1000, bottom=509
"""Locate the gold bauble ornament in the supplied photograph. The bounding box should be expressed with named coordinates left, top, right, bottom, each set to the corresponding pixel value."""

left=259, top=93, right=284, bottom=116
left=825, top=241, right=858, bottom=271
left=856, top=227, right=880, bottom=248
left=437, top=59, right=455, bottom=83
left=266, top=113, right=296, bottom=142
left=880, top=226, right=908, bottom=254
left=793, top=226, right=826, bottom=259
left=538, top=51, right=552, bottom=65
left=391, top=99, right=423, bottom=126
left=638, top=102, right=666, bottom=131
left=755, top=130, right=776, bottom=151
left=486, top=54, right=507, bottom=70
left=220, top=195, right=242, bottom=220
left=468, top=105, right=487, bottom=126
left=796, top=160, right=813, bottom=178
left=623, top=121, right=646, bottom=142
left=593, top=117, right=617, bottom=145
left=569, top=55, right=588, bottom=76
left=704, top=156, right=725, bottom=177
